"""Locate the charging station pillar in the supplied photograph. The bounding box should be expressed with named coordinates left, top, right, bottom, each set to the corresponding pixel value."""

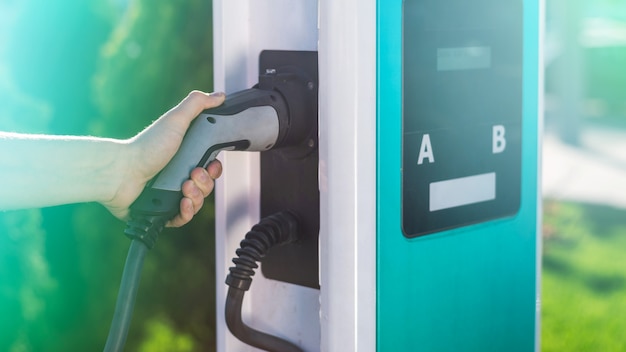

left=317, top=1, right=378, bottom=351
left=213, top=0, right=377, bottom=350
left=212, top=1, right=320, bottom=351
left=213, top=0, right=541, bottom=351
left=376, top=1, right=542, bottom=351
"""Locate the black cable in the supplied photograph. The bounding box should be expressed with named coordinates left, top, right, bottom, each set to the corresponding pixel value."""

left=226, top=287, right=302, bottom=352
left=104, top=215, right=164, bottom=352
left=104, top=210, right=302, bottom=351
left=224, top=211, right=303, bottom=352
left=103, top=239, right=148, bottom=352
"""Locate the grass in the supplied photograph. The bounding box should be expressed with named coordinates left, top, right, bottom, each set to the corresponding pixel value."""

left=542, top=200, right=626, bottom=351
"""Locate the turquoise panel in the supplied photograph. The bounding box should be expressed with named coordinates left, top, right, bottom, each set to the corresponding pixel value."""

left=377, top=1, right=539, bottom=351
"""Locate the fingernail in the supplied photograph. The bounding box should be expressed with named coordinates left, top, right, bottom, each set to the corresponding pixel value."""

left=211, top=91, right=225, bottom=97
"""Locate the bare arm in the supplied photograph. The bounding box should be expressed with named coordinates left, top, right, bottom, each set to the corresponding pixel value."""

left=0, top=90, right=225, bottom=227
left=0, top=133, right=130, bottom=209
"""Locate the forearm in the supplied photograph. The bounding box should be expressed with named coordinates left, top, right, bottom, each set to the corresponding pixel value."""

left=0, top=132, right=129, bottom=210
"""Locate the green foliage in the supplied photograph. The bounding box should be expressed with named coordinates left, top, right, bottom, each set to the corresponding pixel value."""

left=542, top=201, right=626, bottom=351
left=0, top=210, right=55, bottom=351
left=545, top=0, right=626, bottom=125
left=138, top=316, right=196, bottom=352
left=1, top=0, right=217, bottom=350
left=1, top=35, right=55, bottom=349
left=585, top=46, right=626, bottom=125
left=0, top=65, right=52, bottom=133
left=92, top=0, right=214, bottom=138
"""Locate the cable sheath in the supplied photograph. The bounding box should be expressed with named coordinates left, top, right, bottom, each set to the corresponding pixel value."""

left=103, top=240, right=148, bottom=352
left=224, top=212, right=303, bottom=352
left=225, top=287, right=303, bottom=352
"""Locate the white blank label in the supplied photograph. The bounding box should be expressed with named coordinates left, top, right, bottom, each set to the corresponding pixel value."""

left=429, top=173, right=496, bottom=211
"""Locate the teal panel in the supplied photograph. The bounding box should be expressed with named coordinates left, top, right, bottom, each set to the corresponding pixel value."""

left=377, top=1, right=540, bottom=351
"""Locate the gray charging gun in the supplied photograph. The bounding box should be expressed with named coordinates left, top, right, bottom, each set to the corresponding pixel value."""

left=124, top=66, right=316, bottom=246
left=129, top=89, right=285, bottom=223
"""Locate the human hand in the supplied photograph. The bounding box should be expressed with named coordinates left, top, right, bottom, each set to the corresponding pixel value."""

left=103, top=90, right=226, bottom=227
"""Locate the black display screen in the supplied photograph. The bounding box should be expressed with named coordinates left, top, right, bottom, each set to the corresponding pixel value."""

left=402, top=0, right=524, bottom=237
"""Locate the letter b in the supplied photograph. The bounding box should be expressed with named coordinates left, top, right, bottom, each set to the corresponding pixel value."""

left=492, top=125, right=506, bottom=154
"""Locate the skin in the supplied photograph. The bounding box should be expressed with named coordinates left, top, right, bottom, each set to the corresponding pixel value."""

left=0, top=90, right=226, bottom=227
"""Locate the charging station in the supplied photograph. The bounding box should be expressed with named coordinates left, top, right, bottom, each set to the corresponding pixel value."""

left=212, top=0, right=542, bottom=351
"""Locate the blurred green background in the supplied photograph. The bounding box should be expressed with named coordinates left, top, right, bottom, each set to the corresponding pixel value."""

left=544, top=0, right=626, bottom=351
left=0, top=1, right=217, bottom=351
left=1, top=0, right=626, bottom=351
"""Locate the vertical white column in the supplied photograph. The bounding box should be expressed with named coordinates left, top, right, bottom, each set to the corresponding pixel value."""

left=214, top=1, right=379, bottom=350
left=318, top=1, right=377, bottom=351
left=213, top=1, right=320, bottom=351
left=536, top=0, right=546, bottom=350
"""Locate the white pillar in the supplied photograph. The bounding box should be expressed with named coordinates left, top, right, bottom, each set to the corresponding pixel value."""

left=213, top=1, right=320, bottom=351
left=318, top=0, right=377, bottom=351
left=214, top=1, right=378, bottom=350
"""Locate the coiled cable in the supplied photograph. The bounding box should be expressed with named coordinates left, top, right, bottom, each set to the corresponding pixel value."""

left=224, top=211, right=303, bottom=352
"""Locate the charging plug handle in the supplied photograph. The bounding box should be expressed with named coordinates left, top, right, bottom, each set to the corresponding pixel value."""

left=127, top=63, right=315, bottom=229
left=127, top=88, right=289, bottom=228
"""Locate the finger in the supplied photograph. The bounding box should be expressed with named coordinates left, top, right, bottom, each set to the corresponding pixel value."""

left=166, top=197, right=194, bottom=227
left=206, top=160, right=223, bottom=180
left=189, top=167, right=216, bottom=197
left=182, top=179, right=204, bottom=214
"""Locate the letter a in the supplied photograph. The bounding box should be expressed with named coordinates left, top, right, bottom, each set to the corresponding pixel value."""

left=492, top=125, right=506, bottom=154
left=417, top=134, right=435, bottom=165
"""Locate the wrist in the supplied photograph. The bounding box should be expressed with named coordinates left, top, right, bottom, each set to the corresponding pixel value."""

left=98, top=138, right=137, bottom=213
left=96, top=138, right=133, bottom=204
